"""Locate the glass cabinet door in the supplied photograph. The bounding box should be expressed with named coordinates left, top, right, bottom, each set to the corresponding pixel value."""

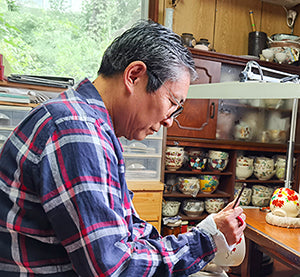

left=216, top=98, right=292, bottom=144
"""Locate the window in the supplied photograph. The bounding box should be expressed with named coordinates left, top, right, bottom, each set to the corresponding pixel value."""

left=0, top=0, right=148, bottom=82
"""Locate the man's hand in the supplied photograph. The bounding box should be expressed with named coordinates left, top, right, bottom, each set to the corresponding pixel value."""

left=213, top=200, right=246, bottom=246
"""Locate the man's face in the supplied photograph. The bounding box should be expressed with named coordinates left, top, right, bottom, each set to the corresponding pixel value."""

left=124, top=71, right=190, bottom=141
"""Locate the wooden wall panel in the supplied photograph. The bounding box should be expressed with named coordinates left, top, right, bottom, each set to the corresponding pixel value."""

left=261, top=3, right=299, bottom=36
left=161, top=0, right=300, bottom=56
left=166, top=0, right=216, bottom=45
left=214, top=0, right=262, bottom=55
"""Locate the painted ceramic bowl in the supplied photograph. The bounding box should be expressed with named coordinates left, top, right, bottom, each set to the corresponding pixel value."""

left=254, top=157, right=274, bottom=171
left=177, top=177, right=200, bottom=197
left=205, top=198, right=226, bottom=214
left=251, top=196, right=271, bottom=207
left=199, top=175, right=219, bottom=194
left=165, top=146, right=184, bottom=171
left=162, top=201, right=181, bottom=217
left=236, top=156, right=254, bottom=167
left=182, top=199, right=204, bottom=217
left=252, top=185, right=274, bottom=198
left=188, top=156, right=207, bottom=171
left=270, top=187, right=300, bottom=218
left=208, top=158, right=228, bottom=172
left=234, top=184, right=252, bottom=206
left=236, top=165, right=253, bottom=180
left=253, top=168, right=276, bottom=180
left=186, top=148, right=207, bottom=158
left=208, top=150, right=229, bottom=160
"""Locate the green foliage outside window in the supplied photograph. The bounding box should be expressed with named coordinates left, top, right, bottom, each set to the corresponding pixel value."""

left=0, top=0, right=141, bottom=82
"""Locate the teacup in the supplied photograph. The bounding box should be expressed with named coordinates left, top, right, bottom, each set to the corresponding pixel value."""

left=213, top=234, right=246, bottom=267
left=162, top=201, right=181, bottom=217
left=236, top=165, right=253, bottom=180
left=270, top=187, right=300, bottom=218
left=208, top=150, right=229, bottom=160
left=177, top=177, right=200, bottom=197
left=165, top=146, right=184, bottom=171
left=234, top=185, right=252, bottom=206
left=199, top=175, right=219, bottom=194
left=205, top=198, right=226, bottom=214
left=236, top=156, right=254, bottom=167
left=234, top=122, right=252, bottom=140
left=208, top=158, right=228, bottom=172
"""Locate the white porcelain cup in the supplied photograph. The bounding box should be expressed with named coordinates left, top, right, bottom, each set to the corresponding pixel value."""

left=213, top=234, right=246, bottom=267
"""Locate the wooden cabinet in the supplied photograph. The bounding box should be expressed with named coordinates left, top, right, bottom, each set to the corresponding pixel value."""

left=163, top=50, right=300, bottom=231
left=128, top=181, right=164, bottom=232
left=167, top=56, right=221, bottom=139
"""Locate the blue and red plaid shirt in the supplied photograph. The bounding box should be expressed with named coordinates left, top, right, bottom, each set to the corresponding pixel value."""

left=0, top=79, right=215, bottom=276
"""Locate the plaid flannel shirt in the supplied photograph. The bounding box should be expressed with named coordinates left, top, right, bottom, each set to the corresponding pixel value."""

left=0, top=79, right=216, bottom=276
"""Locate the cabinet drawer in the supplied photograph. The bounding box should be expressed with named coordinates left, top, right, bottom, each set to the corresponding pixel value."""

left=124, top=156, right=162, bottom=181
left=0, top=105, right=31, bottom=128
left=0, top=128, right=12, bottom=147
left=132, top=191, right=162, bottom=221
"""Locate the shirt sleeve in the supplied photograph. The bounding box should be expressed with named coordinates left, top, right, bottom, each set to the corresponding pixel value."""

left=39, top=118, right=216, bottom=277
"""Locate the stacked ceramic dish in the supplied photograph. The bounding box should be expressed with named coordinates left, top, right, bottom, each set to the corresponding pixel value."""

left=207, top=150, right=229, bottom=172
left=165, top=146, right=184, bottom=171
left=253, top=157, right=276, bottom=180
left=236, top=156, right=254, bottom=180
left=275, top=155, right=286, bottom=180
left=186, top=148, right=207, bottom=172
left=251, top=185, right=274, bottom=207
left=234, top=183, right=252, bottom=206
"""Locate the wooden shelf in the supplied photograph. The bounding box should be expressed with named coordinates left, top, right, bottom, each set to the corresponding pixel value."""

left=167, top=136, right=300, bottom=153
left=0, top=79, right=64, bottom=93
left=235, top=178, right=285, bottom=184
left=165, top=169, right=232, bottom=175
left=163, top=189, right=231, bottom=198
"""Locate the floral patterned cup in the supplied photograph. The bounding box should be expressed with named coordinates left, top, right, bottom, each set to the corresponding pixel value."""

left=165, top=146, right=184, bottom=171
left=270, top=187, right=300, bottom=218
left=199, top=175, right=219, bottom=194
left=205, top=198, right=226, bottom=214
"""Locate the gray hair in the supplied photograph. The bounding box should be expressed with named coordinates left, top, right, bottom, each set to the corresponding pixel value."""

left=98, top=20, right=197, bottom=92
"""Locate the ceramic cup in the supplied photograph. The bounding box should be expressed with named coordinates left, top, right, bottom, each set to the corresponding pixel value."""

left=234, top=184, right=252, bottom=206
left=236, top=165, right=253, bottom=180
left=270, top=187, right=300, bottom=218
left=199, top=175, right=220, bottom=194
left=182, top=199, right=204, bottom=217
left=165, top=146, right=184, bottom=171
left=162, top=200, right=181, bottom=217
left=213, top=234, right=246, bottom=267
left=205, top=198, right=226, bottom=214
left=177, top=177, right=200, bottom=197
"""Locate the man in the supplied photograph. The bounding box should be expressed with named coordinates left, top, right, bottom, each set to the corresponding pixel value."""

left=0, top=20, right=245, bottom=276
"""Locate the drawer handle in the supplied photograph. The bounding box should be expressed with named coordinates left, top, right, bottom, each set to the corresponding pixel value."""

left=210, top=102, right=215, bottom=119
left=0, top=113, right=10, bottom=120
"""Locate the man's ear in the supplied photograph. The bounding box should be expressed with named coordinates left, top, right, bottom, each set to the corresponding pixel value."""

left=124, top=61, right=147, bottom=93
